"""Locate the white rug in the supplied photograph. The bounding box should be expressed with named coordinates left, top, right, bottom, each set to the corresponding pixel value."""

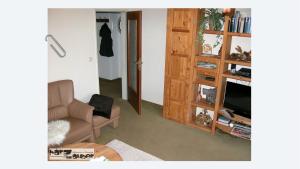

left=106, top=139, right=162, bottom=161
left=48, top=120, right=70, bottom=145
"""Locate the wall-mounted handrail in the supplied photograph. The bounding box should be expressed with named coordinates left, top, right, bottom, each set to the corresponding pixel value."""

left=45, top=34, right=66, bottom=57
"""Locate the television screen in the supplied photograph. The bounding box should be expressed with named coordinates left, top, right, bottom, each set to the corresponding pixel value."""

left=224, top=82, right=251, bottom=119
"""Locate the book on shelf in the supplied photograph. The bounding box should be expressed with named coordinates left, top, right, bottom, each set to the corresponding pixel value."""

left=228, top=11, right=251, bottom=34
left=230, top=17, right=236, bottom=32
left=230, top=123, right=251, bottom=140
left=217, top=115, right=230, bottom=124
left=239, top=17, right=245, bottom=33
left=197, top=62, right=217, bottom=69
left=243, top=17, right=251, bottom=33
left=234, top=123, right=251, bottom=130
left=217, top=121, right=230, bottom=126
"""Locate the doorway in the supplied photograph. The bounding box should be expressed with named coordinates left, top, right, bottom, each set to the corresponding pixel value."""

left=96, top=12, right=125, bottom=100
left=96, top=10, right=142, bottom=115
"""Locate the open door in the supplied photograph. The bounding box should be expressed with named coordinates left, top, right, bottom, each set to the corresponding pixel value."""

left=127, top=11, right=142, bottom=115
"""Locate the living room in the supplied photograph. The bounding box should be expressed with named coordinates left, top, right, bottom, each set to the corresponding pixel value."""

left=1, top=1, right=299, bottom=168
left=47, top=8, right=251, bottom=161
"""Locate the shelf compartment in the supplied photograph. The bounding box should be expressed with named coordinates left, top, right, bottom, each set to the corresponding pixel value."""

left=216, top=123, right=250, bottom=140
left=187, top=122, right=212, bottom=133
left=225, top=58, right=251, bottom=67
left=222, top=71, right=251, bottom=82
left=216, top=123, right=232, bottom=134
left=194, top=79, right=216, bottom=87
left=227, top=32, right=251, bottom=37
left=196, top=55, right=221, bottom=65
left=203, top=30, right=224, bottom=35
left=196, top=67, right=217, bottom=77
left=218, top=110, right=251, bottom=126
left=187, top=112, right=213, bottom=133
left=192, top=99, right=215, bottom=111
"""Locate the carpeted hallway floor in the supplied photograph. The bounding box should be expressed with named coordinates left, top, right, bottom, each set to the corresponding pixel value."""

left=97, top=78, right=251, bottom=161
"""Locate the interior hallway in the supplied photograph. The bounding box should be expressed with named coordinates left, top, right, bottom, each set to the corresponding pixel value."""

left=97, top=78, right=251, bottom=161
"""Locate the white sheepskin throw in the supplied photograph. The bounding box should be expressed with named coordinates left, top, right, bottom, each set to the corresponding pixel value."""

left=48, top=120, right=70, bottom=145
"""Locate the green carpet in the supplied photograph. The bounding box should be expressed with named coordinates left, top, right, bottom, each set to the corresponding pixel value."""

left=97, top=78, right=251, bottom=161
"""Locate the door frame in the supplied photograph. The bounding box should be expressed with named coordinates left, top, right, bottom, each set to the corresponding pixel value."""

left=120, top=12, right=128, bottom=100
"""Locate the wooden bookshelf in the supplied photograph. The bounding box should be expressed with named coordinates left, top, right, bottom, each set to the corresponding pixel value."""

left=203, top=30, right=224, bottom=35
left=222, top=71, right=251, bottom=82
left=187, top=122, right=212, bottom=133
left=211, top=9, right=252, bottom=138
left=216, top=123, right=250, bottom=140
left=199, top=54, right=220, bottom=58
left=196, top=67, right=218, bottom=76
left=192, top=99, right=215, bottom=111
left=219, top=111, right=251, bottom=126
left=216, top=123, right=232, bottom=133
left=194, top=79, right=217, bottom=87
left=218, top=110, right=251, bottom=126
left=196, top=55, right=220, bottom=62
left=224, top=58, right=251, bottom=67
left=227, top=32, right=251, bottom=37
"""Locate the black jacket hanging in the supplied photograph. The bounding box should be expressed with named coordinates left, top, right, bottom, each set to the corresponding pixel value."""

left=99, top=23, right=114, bottom=57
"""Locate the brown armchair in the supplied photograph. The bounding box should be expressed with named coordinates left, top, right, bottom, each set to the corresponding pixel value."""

left=48, top=80, right=94, bottom=145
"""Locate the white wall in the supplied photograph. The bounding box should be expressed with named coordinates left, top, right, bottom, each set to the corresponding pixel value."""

left=141, top=9, right=167, bottom=105
left=48, top=9, right=99, bottom=102
left=96, top=13, right=122, bottom=80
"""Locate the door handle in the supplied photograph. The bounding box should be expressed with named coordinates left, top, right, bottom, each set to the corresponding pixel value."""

left=135, top=58, right=143, bottom=65
left=136, top=58, right=143, bottom=71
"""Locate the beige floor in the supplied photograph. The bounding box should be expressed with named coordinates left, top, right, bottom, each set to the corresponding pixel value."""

left=96, top=78, right=251, bottom=161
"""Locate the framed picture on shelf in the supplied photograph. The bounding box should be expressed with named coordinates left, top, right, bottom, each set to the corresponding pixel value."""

left=202, top=44, right=212, bottom=54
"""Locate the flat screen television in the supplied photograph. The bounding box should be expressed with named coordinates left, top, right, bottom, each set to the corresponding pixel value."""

left=224, top=82, right=251, bottom=119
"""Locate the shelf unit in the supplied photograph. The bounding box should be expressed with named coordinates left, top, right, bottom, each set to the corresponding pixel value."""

left=163, top=8, right=251, bottom=140
left=203, top=30, right=224, bottom=35
left=185, top=8, right=224, bottom=133
left=190, top=8, right=251, bottom=138
left=210, top=9, right=251, bottom=138
left=224, top=58, right=251, bottom=67
left=192, top=99, right=215, bottom=111
left=222, top=71, right=251, bottom=82
left=227, top=32, right=251, bottom=37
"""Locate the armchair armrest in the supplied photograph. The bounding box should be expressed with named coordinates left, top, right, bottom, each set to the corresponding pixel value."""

left=68, top=99, right=94, bottom=123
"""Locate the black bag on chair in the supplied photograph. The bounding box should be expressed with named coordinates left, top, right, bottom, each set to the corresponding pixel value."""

left=88, top=94, right=113, bottom=119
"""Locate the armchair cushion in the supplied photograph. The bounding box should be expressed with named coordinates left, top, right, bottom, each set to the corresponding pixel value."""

left=61, top=118, right=92, bottom=144
left=93, top=105, right=120, bottom=127
left=48, top=105, right=68, bottom=121
left=68, top=99, right=94, bottom=123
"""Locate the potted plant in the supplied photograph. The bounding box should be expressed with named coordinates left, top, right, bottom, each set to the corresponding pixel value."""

left=198, top=8, right=224, bottom=48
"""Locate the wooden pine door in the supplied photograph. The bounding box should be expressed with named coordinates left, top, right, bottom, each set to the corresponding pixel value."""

left=163, top=9, right=198, bottom=123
